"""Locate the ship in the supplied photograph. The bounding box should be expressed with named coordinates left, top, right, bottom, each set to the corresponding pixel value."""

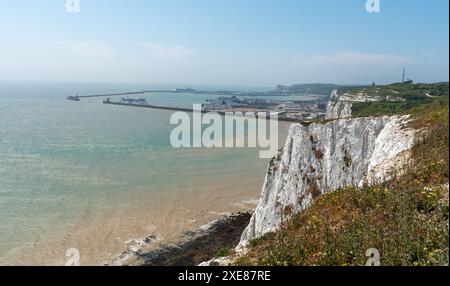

left=66, top=95, right=80, bottom=101
left=120, top=97, right=148, bottom=105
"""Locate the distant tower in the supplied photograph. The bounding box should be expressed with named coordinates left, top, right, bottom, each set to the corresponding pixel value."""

left=401, top=68, right=413, bottom=84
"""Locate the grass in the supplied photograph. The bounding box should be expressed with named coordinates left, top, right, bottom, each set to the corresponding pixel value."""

left=349, top=82, right=449, bottom=99
left=215, top=247, right=232, bottom=258
left=234, top=99, right=449, bottom=266
left=351, top=82, right=449, bottom=117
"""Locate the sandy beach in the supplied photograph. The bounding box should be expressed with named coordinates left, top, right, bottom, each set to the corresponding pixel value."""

left=0, top=167, right=264, bottom=265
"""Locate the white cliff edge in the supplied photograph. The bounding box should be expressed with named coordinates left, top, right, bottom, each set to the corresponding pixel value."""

left=238, top=115, right=416, bottom=247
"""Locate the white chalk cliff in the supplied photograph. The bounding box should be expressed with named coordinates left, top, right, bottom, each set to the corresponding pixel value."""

left=239, top=115, right=416, bottom=245
left=325, top=90, right=353, bottom=119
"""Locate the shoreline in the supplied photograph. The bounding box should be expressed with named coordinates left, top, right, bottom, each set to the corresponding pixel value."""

left=0, top=181, right=263, bottom=266
left=111, top=212, right=252, bottom=266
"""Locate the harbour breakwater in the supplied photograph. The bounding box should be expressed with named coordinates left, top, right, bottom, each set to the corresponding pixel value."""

left=67, top=90, right=176, bottom=101
left=102, top=100, right=301, bottom=123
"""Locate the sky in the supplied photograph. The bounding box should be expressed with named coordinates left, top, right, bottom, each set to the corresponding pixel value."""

left=0, top=0, right=448, bottom=87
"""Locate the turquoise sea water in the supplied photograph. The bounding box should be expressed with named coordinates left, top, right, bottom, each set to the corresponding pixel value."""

left=0, top=82, right=298, bottom=265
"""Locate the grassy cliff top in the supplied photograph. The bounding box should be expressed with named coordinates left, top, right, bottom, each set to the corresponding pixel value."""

left=349, top=82, right=449, bottom=117
left=347, top=82, right=449, bottom=98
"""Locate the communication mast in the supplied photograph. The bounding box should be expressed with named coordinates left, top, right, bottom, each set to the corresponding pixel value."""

left=401, top=68, right=413, bottom=84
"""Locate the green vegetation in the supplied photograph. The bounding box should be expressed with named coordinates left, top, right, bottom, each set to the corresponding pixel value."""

left=353, top=82, right=449, bottom=98
left=234, top=96, right=449, bottom=266
left=215, top=247, right=232, bottom=258
left=351, top=82, right=449, bottom=117
left=337, top=85, right=370, bottom=94
left=276, top=83, right=342, bottom=96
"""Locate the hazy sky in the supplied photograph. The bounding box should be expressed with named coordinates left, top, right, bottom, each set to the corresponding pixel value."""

left=0, top=0, right=448, bottom=86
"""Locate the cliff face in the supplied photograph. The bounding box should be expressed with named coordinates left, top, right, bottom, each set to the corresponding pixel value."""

left=240, top=115, right=415, bottom=245
left=325, top=90, right=353, bottom=119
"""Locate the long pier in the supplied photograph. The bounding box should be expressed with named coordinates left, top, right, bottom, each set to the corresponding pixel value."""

left=68, top=90, right=175, bottom=100
left=67, top=89, right=252, bottom=101
left=102, top=100, right=301, bottom=123
left=104, top=100, right=201, bottom=113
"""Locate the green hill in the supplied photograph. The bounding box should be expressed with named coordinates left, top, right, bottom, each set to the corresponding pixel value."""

left=351, top=82, right=449, bottom=117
